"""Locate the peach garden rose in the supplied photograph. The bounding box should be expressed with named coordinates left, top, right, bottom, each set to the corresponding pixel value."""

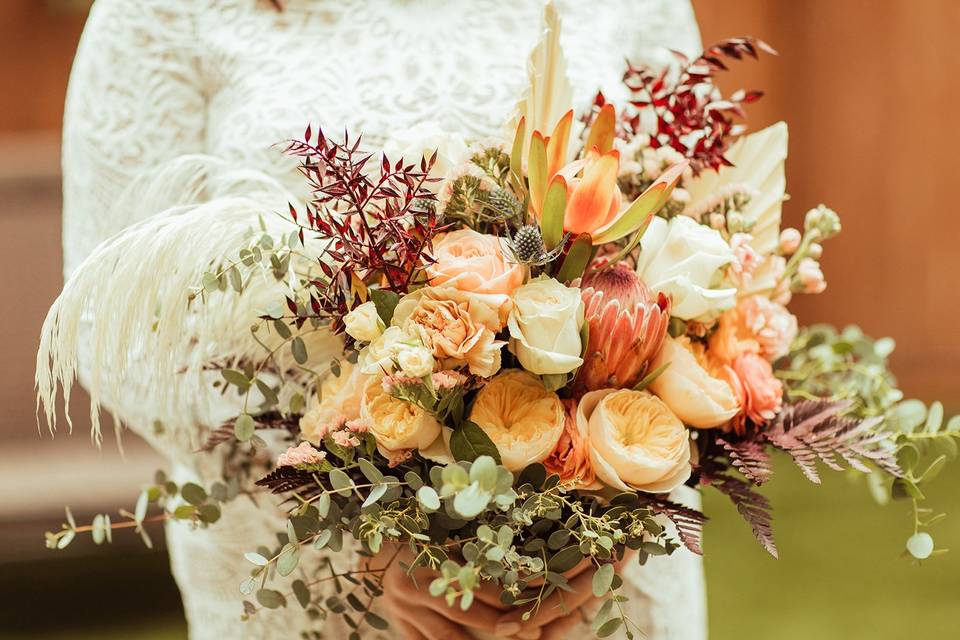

left=360, top=376, right=442, bottom=456
left=543, top=399, right=595, bottom=488
left=426, top=228, right=525, bottom=298
left=393, top=286, right=506, bottom=378
left=468, top=369, right=565, bottom=472
left=577, top=388, right=691, bottom=493
left=299, top=361, right=368, bottom=443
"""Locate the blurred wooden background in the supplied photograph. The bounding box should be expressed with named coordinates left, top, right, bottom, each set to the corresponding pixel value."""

left=2, top=0, right=958, bottom=446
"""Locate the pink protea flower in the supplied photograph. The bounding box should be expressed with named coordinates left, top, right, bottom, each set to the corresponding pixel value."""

left=573, top=262, right=671, bottom=392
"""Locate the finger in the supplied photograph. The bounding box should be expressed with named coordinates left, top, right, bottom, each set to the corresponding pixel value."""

left=539, top=608, right=588, bottom=640
left=513, top=625, right=543, bottom=640
left=389, top=603, right=475, bottom=640
left=497, top=568, right=597, bottom=628
left=383, top=567, right=505, bottom=633
left=391, top=615, right=429, bottom=640
left=469, top=580, right=514, bottom=611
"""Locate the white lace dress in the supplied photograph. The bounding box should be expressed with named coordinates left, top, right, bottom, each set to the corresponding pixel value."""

left=48, top=1, right=707, bottom=638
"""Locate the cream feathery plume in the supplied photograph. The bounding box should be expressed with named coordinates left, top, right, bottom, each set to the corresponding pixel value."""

left=36, top=155, right=341, bottom=447
left=507, top=0, right=574, bottom=151
left=684, top=121, right=789, bottom=256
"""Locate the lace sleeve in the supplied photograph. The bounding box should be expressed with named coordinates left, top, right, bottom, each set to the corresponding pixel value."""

left=61, top=0, right=206, bottom=277
left=42, top=0, right=340, bottom=462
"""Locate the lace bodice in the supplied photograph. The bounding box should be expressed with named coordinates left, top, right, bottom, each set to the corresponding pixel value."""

left=63, top=0, right=701, bottom=275
left=50, top=1, right=706, bottom=638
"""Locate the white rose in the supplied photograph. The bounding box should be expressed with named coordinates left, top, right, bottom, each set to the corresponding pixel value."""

left=343, top=301, right=384, bottom=343
left=358, top=325, right=414, bottom=374
left=507, top=277, right=584, bottom=375
left=381, top=122, right=470, bottom=178
left=396, top=345, right=435, bottom=378
left=636, top=215, right=737, bottom=320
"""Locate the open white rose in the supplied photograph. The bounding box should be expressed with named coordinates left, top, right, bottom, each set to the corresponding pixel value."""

left=343, top=301, right=384, bottom=343
left=636, top=215, right=736, bottom=320
left=396, top=345, right=434, bottom=378
left=361, top=377, right=442, bottom=455
left=381, top=122, right=470, bottom=178
left=507, top=277, right=584, bottom=375
left=358, top=326, right=417, bottom=375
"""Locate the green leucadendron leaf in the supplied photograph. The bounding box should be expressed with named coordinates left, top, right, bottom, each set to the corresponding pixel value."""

left=555, top=233, right=593, bottom=283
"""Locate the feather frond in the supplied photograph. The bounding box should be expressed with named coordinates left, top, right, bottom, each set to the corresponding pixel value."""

left=701, top=469, right=777, bottom=558
left=717, top=436, right=773, bottom=485
left=35, top=155, right=339, bottom=447
left=639, top=495, right=708, bottom=555
left=767, top=399, right=902, bottom=483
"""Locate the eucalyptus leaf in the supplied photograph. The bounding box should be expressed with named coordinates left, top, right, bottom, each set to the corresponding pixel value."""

left=234, top=414, right=255, bottom=442
left=276, top=542, right=301, bottom=576
left=256, top=589, right=286, bottom=609
left=291, top=337, right=308, bottom=364
left=592, top=563, right=615, bottom=597
left=417, top=486, right=441, bottom=511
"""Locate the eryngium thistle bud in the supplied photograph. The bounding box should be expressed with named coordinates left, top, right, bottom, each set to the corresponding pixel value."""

left=513, top=225, right=544, bottom=262
left=488, top=187, right=522, bottom=218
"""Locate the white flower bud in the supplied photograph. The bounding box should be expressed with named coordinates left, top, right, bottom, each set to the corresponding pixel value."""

left=397, top=346, right=435, bottom=378
left=797, top=258, right=827, bottom=294
left=343, top=301, right=385, bottom=343
left=779, top=227, right=802, bottom=254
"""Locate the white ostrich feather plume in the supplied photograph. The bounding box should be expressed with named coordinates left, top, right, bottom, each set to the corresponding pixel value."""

left=684, top=121, right=789, bottom=255
left=35, top=155, right=340, bottom=446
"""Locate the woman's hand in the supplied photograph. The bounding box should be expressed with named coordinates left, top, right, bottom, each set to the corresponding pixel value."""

left=369, top=545, right=632, bottom=640
left=368, top=545, right=509, bottom=640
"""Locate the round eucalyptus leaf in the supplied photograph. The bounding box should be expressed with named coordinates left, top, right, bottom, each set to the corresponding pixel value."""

left=906, top=532, right=934, bottom=559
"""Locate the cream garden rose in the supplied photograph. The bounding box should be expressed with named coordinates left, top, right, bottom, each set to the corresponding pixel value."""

left=468, top=370, right=565, bottom=472
left=578, top=389, right=691, bottom=493
left=300, top=361, right=368, bottom=443
left=393, top=286, right=505, bottom=377
left=361, top=377, right=442, bottom=456
left=507, top=276, right=584, bottom=375
left=343, top=301, right=384, bottom=343
left=648, top=336, right=740, bottom=428
left=636, top=215, right=736, bottom=320
left=380, top=121, right=469, bottom=178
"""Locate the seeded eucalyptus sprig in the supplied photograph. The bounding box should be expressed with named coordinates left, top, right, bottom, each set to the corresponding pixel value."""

left=45, top=470, right=234, bottom=550
left=245, top=447, right=687, bottom=638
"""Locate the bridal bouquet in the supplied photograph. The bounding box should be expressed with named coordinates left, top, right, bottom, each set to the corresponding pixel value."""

left=44, top=8, right=958, bottom=640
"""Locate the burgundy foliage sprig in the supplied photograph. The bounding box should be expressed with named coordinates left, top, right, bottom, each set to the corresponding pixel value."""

left=284, top=127, right=442, bottom=334
left=621, top=36, right=776, bottom=174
